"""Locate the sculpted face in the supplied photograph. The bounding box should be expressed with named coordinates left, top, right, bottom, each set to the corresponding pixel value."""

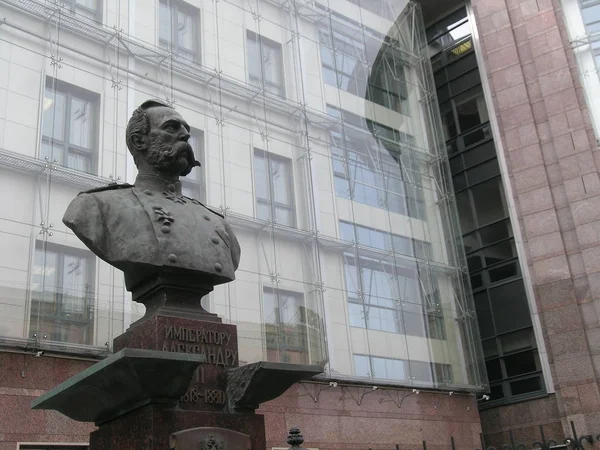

left=143, top=106, right=199, bottom=177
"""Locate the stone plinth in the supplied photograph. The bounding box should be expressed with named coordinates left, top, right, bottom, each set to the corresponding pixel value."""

left=88, top=405, right=265, bottom=450
left=31, top=349, right=204, bottom=424
left=113, top=314, right=238, bottom=413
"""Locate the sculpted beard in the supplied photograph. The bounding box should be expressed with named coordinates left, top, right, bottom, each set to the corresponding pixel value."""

left=146, top=136, right=200, bottom=176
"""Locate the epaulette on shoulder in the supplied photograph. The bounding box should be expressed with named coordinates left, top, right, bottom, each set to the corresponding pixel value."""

left=204, top=204, right=225, bottom=219
left=78, top=182, right=134, bottom=195
left=182, top=196, right=225, bottom=218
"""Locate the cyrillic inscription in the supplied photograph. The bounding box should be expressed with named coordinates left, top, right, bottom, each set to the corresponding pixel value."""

left=162, top=325, right=238, bottom=368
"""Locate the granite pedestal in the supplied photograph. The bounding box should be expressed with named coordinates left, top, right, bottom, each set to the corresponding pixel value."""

left=32, top=289, right=323, bottom=449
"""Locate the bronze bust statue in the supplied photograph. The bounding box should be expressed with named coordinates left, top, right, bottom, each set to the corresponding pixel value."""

left=63, top=99, right=240, bottom=319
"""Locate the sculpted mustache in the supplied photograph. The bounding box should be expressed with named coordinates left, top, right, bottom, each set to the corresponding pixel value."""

left=171, top=142, right=201, bottom=167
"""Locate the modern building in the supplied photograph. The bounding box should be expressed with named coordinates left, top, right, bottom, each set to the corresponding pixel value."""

left=0, top=0, right=599, bottom=448
left=423, top=0, right=600, bottom=444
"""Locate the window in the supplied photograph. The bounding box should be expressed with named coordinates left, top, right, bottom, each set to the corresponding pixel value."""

left=159, top=0, right=198, bottom=61
left=254, top=150, right=295, bottom=227
left=339, top=221, right=433, bottom=260
left=481, top=328, right=545, bottom=405
left=344, top=255, right=445, bottom=339
left=428, top=8, right=547, bottom=406
left=427, top=7, right=472, bottom=66
left=247, top=31, right=285, bottom=97
left=455, top=177, right=508, bottom=234
left=29, top=243, right=95, bottom=346
left=41, top=79, right=99, bottom=175
left=353, top=354, right=453, bottom=384
left=368, top=51, right=409, bottom=115
left=63, top=0, right=101, bottom=20
left=181, top=130, right=205, bottom=202
left=328, top=107, right=425, bottom=220
left=318, top=16, right=409, bottom=114
left=441, top=87, right=490, bottom=143
left=263, top=288, right=310, bottom=364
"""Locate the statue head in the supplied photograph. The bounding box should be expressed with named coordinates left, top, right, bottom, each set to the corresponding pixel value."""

left=126, top=99, right=200, bottom=178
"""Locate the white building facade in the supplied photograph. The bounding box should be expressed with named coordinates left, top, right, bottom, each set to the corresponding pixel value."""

left=0, top=0, right=484, bottom=413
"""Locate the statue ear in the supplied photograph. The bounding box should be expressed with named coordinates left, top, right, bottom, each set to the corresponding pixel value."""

left=131, top=134, right=147, bottom=152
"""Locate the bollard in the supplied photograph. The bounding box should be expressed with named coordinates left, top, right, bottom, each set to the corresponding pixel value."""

left=288, top=426, right=304, bottom=449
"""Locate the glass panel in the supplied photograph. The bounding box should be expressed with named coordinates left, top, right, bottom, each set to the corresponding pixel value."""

left=455, top=89, right=489, bottom=133
left=510, top=377, right=542, bottom=396
left=504, top=350, right=538, bottom=377
left=472, top=178, right=508, bottom=227
left=61, top=254, right=88, bottom=316
left=354, top=354, right=371, bottom=377
left=254, top=153, right=270, bottom=201
left=159, top=1, right=172, bottom=43
left=31, top=249, right=59, bottom=318
left=69, top=97, right=93, bottom=149
left=42, top=88, right=66, bottom=141
left=466, top=159, right=500, bottom=185
left=271, top=159, right=291, bottom=205
left=489, top=384, right=504, bottom=400
left=489, top=281, right=532, bottom=334
left=177, top=10, right=195, bottom=52
left=456, top=191, right=475, bottom=233
left=479, top=220, right=512, bottom=246
left=485, top=358, right=502, bottom=382
left=481, top=240, right=517, bottom=267
left=500, top=329, right=535, bottom=354
left=482, top=339, right=498, bottom=358
left=67, top=152, right=91, bottom=173
left=474, top=291, right=494, bottom=339
left=488, top=262, right=519, bottom=282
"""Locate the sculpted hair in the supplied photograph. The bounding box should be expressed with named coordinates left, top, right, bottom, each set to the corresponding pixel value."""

left=125, top=99, right=172, bottom=166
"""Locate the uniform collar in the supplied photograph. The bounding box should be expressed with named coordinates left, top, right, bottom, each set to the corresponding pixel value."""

left=134, top=174, right=183, bottom=196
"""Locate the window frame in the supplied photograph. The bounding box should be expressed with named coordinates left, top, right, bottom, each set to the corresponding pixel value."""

left=339, top=220, right=433, bottom=260
left=159, top=0, right=200, bottom=62
left=41, top=78, right=99, bottom=175
left=328, top=106, right=426, bottom=220
left=29, top=242, right=96, bottom=346
left=262, top=287, right=309, bottom=363
left=64, top=0, right=102, bottom=21
left=246, top=30, right=286, bottom=97
left=253, top=149, right=296, bottom=227
left=343, top=254, right=446, bottom=340
left=480, top=328, right=545, bottom=407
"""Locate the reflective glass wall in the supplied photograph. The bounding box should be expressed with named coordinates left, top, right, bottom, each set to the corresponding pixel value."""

left=0, top=0, right=486, bottom=390
left=427, top=7, right=546, bottom=405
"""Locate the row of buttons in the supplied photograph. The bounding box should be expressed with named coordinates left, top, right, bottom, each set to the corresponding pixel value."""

left=166, top=253, right=223, bottom=272
left=143, top=188, right=223, bottom=273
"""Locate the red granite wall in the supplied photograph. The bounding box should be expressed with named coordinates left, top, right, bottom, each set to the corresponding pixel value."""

left=471, top=0, right=600, bottom=434
left=0, top=352, right=482, bottom=450
left=0, top=352, right=95, bottom=449
left=258, top=384, right=483, bottom=450
left=479, top=396, right=563, bottom=447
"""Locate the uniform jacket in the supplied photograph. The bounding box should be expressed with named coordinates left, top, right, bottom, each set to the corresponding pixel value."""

left=63, top=175, right=241, bottom=291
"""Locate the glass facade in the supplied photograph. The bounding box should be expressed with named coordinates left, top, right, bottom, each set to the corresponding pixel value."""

left=561, top=0, right=600, bottom=142
left=0, top=0, right=485, bottom=391
left=427, top=7, right=546, bottom=404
